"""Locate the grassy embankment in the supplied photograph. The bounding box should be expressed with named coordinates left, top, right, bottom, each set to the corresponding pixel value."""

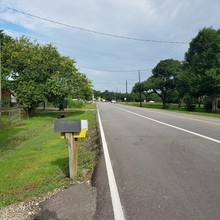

left=0, top=103, right=98, bottom=207
left=123, top=102, right=220, bottom=118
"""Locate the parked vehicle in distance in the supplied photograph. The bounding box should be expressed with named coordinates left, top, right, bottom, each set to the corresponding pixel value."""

left=111, top=100, right=116, bottom=103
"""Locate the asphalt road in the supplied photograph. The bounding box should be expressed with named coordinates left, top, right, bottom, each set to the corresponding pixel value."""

left=94, top=102, right=220, bottom=220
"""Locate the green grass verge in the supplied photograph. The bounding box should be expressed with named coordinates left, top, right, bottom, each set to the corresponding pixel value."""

left=122, top=102, right=220, bottom=118
left=0, top=104, right=98, bottom=207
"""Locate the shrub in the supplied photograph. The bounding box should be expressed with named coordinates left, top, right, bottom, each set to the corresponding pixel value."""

left=67, top=99, right=84, bottom=108
left=203, top=97, right=213, bottom=112
left=2, top=97, right=10, bottom=109
left=184, top=95, right=196, bottom=111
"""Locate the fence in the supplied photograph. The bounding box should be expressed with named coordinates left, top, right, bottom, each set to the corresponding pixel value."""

left=1, top=109, right=29, bottom=126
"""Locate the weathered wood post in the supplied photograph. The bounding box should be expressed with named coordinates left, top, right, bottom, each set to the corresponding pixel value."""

left=54, top=120, right=88, bottom=179
left=73, top=138, right=78, bottom=176
left=65, top=133, right=78, bottom=178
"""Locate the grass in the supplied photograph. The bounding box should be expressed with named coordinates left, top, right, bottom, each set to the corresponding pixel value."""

left=0, top=103, right=98, bottom=207
left=123, top=102, right=220, bottom=118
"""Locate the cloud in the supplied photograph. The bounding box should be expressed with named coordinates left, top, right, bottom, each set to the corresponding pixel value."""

left=1, top=0, right=220, bottom=92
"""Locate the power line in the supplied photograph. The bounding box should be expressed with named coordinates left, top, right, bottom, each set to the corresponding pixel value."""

left=4, top=29, right=48, bottom=43
left=79, top=66, right=152, bottom=72
left=4, top=29, right=152, bottom=73
left=4, top=29, right=154, bottom=72
left=6, top=7, right=189, bottom=45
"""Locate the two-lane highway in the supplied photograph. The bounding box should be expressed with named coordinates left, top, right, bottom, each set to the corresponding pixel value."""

left=94, top=102, right=220, bottom=220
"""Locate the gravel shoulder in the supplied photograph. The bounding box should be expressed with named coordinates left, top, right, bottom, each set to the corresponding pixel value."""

left=0, top=189, right=56, bottom=220
left=0, top=181, right=96, bottom=220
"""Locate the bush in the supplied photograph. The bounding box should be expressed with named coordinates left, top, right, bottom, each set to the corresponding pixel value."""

left=203, top=97, right=213, bottom=112
left=67, top=99, right=84, bottom=108
left=184, top=95, right=196, bottom=111
left=2, top=97, right=10, bottom=109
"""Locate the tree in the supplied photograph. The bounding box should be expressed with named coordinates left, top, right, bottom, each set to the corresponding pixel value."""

left=71, top=73, right=93, bottom=100
left=46, top=56, right=78, bottom=110
left=101, top=90, right=114, bottom=101
left=132, top=81, right=153, bottom=102
left=6, top=37, right=44, bottom=116
left=15, top=80, right=45, bottom=116
left=3, top=34, right=93, bottom=115
left=1, top=32, right=14, bottom=91
left=6, top=37, right=63, bottom=116
left=184, top=27, right=220, bottom=111
left=175, top=64, right=191, bottom=107
left=141, top=59, right=182, bottom=108
left=93, top=90, right=102, bottom=99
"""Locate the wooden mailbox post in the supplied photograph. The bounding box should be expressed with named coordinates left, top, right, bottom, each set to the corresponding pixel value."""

left=54, top=120, right=88, bottom=179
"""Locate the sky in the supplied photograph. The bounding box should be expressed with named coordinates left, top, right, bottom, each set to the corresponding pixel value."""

left=0, top=0, right=220, bottom=93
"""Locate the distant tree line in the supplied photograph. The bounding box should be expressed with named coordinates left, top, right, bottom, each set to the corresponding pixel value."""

left=132, top=27, right=220, bottom=111
left=1, top=33, right=93, bottom=117
left=93, top=89, right=160, bottom=103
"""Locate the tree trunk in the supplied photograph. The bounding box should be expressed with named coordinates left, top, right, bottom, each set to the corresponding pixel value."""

left=162, top=94, right=167, bottom=108
left=26, top=108, right=34, bottom=118
left=162, top=99, right=167, bottom=108
left=178, top=98, right=183, bottom=108
left=59, top=103, right=64, bottom=111
left=212, top=97, right=217, bottom=111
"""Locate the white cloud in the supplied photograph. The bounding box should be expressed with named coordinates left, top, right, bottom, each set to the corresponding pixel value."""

left=1, top=0, right=220, bottom=92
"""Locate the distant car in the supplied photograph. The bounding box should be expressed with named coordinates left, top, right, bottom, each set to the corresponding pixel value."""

left=149, top=100, right=155, bottom=103
left=111, top=100, right=116, bottom=103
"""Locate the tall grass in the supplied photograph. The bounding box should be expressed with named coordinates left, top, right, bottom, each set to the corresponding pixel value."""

left=67, top=99, right=84, bottom=108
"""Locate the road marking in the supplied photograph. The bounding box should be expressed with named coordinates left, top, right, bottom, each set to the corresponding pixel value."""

left=97, top=109, right=126, bottom=220
left=116, top=107, right=220, bottom=144
left=145, top=109, right=220, bottom=126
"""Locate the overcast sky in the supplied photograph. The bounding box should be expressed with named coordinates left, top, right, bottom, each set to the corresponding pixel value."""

left=1, top=0, right=220, bottom=92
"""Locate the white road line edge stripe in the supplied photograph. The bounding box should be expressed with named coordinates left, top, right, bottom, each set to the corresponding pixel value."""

left=116, top=106, right=220, bottom=144
left=97, top=109, right=126, bottom=220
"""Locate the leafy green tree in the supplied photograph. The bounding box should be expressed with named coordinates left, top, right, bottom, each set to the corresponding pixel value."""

left=2, top=34, right=93, bottom=115
left=71, top=73, right=93, bottom=100
left=46, top=56, right=78, bottom=110
left=93, top=90, right=102, bottom=99
left=5, top=37, right=44, bottom=115
left=175, top=64, right=191, bottom=107
left=132, top=80, right=154, bottom=101
left=136, top=59, right=182, bottom=108
left=132, top=82, right=143, bottom=95
left=46, top=72, right=70, bottom=110
left=16, top=80, right=46, bottom=116
left=184, top=27, right=220, bottom=111
left=6, top=37, right=62, bottom=116
left=100, top=90, right=114, bottom=101
left=1, top=32, right=14, bottom=91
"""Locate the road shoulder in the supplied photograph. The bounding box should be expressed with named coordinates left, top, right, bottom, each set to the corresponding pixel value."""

left=34, top=182, right=97, bottom=220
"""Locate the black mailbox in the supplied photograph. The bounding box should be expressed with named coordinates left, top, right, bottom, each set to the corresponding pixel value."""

left=54, top=120, right=81, bottom=133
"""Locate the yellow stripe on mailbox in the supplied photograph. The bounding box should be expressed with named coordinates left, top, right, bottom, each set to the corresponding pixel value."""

left=73, top=128, right=87, bottom=138
left=61, top=132, right=65, bottom=139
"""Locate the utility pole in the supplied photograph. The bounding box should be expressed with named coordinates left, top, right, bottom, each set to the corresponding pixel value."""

left=0, top=30, right=3, bottom=126
left=126, top=80, right=128, bottom=105
left=139, top=70, right=142, bottom=107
